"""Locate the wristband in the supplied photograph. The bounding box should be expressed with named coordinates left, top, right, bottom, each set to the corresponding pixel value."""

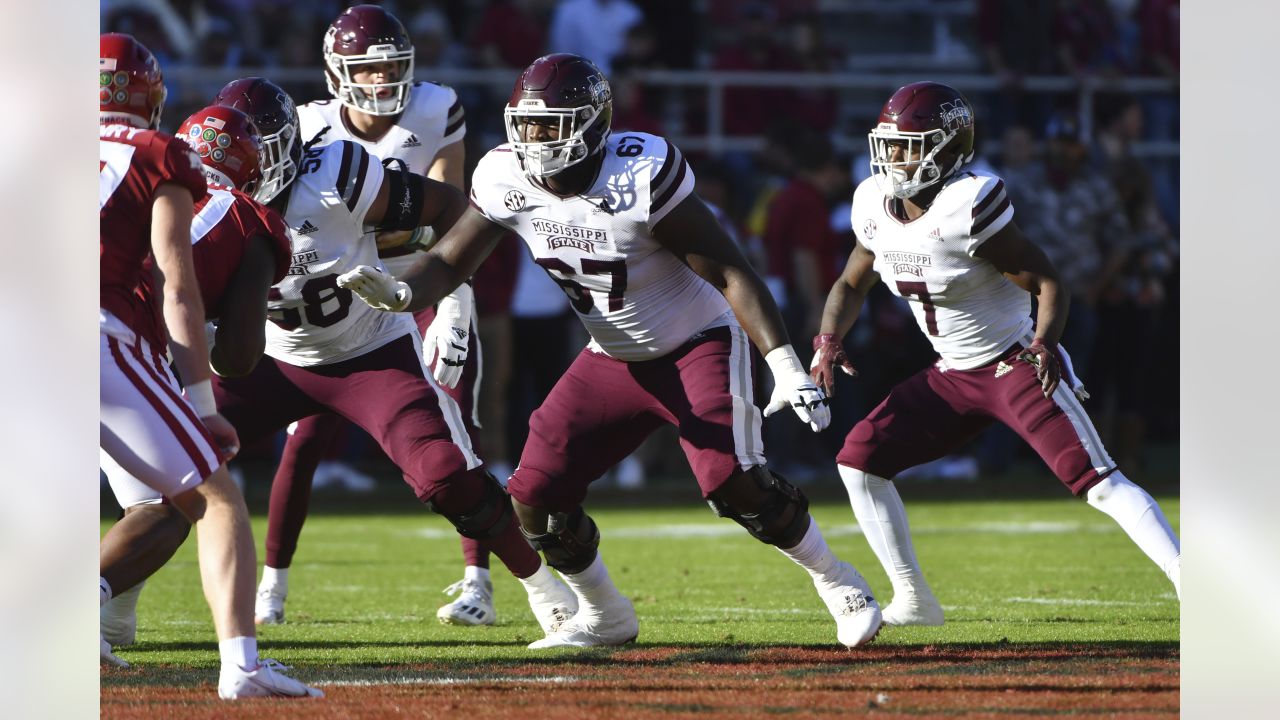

left=394, top=282, right=413, bottom=311
left=813, top=333, right=838, bottom=351
left=185, top=379, right=217, bottom=418
left=764, top=344, right=805, bottom=377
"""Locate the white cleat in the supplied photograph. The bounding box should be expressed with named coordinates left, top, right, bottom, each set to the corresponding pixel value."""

left=815, top=561, right=882, bottom=647
left=528, top=594, right=638, bottom=649
left=218, top=659, right=324, bottom=699
left=101, top=583, right=143, bottom=646
left=882, top=586, right=945, bottom=627
left=437, top=578, right=496, bottom=626
left=255, top=585, right=287, bottom=625
left=100, top=634, right=129, bottom=668
left=526, top=577, right=579, bottom=635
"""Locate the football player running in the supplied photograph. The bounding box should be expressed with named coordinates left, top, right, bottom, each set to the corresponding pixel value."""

left=254, top=4, right=500, bottom=630
left=100, top=104, right=296, bottom=655
left=811, top=82, right=1181, bottom=627
left=338, top=54, right=883, bottom=649
left=208, top=76, right=578, bottom=639
left=98, top=35, right=320, bottom=698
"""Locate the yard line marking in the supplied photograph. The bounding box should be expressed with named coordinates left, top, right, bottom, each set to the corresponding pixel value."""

left=319, top=675, right=578, bottom=688
left=1005, top=597, right=1158, bottom=607
left=406, top=520, right=1117, bottom=540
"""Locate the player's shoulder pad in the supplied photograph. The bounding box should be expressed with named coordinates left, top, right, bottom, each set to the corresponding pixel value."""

left=305, top=139, right=377, bottom=214
left=469, top=144, right=521, bottom=222
left=297, top=100, right=339, bottom=144
left=614, top=132, right=692, bottom=223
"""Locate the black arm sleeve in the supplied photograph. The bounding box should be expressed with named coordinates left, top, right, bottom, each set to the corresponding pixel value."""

left=375, top=169, right=428, bottom=232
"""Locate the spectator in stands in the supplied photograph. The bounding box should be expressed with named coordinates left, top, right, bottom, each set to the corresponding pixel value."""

left=472, top=235, right=524, bottom=483
left=547, top=0, right=643, bottom=74
left=506, top=252, right=575, bottom=466
left=711, top=2, right=797, bottom=138
left=976, top=0, right=1059, bottom=139
left=784, top=13, right=839, bottom=135
left=1138, top=0, right=1179, bottom=226
left=610, top=71, right=665, bottom=136
left=409, top=5, right=469, bottom=70
left=1054, top=0, right=1126, bottom=81
left=632, top=0, right=699, bottom=69
left=471, top=0, right=551, bottom=70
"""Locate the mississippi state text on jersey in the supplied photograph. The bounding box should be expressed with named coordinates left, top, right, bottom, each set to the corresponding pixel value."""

left=264, top=139, right=414, bottom=365
left=100, top=122, right=209, bottom=346
left=851, top=169, right=1029, bottom=369
left=470, top=132, right=729, bottom=361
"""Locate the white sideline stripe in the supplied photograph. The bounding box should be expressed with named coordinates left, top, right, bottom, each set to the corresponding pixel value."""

left=1005, top=597, right=1157, bottom=607
left=319, top=675, right=578, bottom=688
left=406, top=520, right=1118, bottom=540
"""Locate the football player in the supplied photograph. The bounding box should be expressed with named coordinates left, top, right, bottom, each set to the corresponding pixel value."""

left=811, top=82, right=1181, bottom=626
left=99, top=103, right=295, bottom=654
left=338, top=54, right=883, bottom=649
left=254, top=4, right=497, bottom=630
left=207, top=76, right=578, bottom=639
left=98, top=35, right=320, bottom=699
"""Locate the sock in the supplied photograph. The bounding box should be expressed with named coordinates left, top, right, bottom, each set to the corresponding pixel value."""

left=561, top=555, right=621, bottom=607
left=464, top=565, right=491, bottom=586
left=776, top=517, right=841, bottom=585
left=517, top=562, right=560, bottom=597
left=100, top=577, right=112, bottom=607
left=102, top=581, right=144, bottom=623
left=839, top=465, right=929, bottom=593
left=1086, top=472, right=1181, bottom=593
left=218, top=635, right=259, bottom=671
left=261, top=566, right=288, bottom=595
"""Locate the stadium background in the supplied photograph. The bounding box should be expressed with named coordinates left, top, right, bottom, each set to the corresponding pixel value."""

left=99, top=0, right=1180, bottom=497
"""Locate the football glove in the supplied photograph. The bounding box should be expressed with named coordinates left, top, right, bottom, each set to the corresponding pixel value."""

left=809, top=333, right=857, bottom=397
left=336, top=265, right=411, bottom=312
left=1018, top=338, right=1061, bottom=399
left=762, top=345, right=831, bottom=432
left=424, top=284, right=473, bottom=389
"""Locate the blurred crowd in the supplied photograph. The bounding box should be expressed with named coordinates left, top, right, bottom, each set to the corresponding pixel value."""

left=101, top=0, right=1179, bottom=489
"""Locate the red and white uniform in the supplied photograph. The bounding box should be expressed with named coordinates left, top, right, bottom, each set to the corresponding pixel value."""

left=851, top=169, right=1029, bottom=370
left=99, top=123, right=221, bottom=498
left=104, top=184, right=293, bottom=507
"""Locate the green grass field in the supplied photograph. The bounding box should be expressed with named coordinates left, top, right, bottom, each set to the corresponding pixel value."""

left=101, top=493, right=1179, bottom=676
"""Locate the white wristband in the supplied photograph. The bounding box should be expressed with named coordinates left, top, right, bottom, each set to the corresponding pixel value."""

left=764, top=345, right=805, bottom=377
left=185, top=379, right=217, bottom=418
left=394, top=282, right=413, bottom=311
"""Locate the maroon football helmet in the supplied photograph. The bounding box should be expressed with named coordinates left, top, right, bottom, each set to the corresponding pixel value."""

left=99, top=33, right=166, bottom=129
left=504, top=53, right=613, bottom=178
left=213, top=78, right=299, bottom=203
left=177, top=105, right=264, bottom=196
left=323, top=4, right=414, bottom=116
left=868, top=81, right=976, bottom=199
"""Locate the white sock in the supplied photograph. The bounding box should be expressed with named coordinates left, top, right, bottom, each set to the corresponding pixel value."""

left=776, top=517, right=841, bottom=585
left=560, top=555, right=621, bottom=607
left=218, top=635, right=259, bottom=671
left=100, top=577, right=112, bottom=607
left=464, top=565, right=491, bottom=585
left=839, top=465, right=928, bottom=593
left=260, top=566, right=288, bottom=594
left=517, top=562, right=559, bottom=594
left=103, top=581, right=145, bottom=618
left=1086, top=472, right=1181, bottom=594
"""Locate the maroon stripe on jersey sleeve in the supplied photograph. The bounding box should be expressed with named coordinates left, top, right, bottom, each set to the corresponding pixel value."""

left=971, top=195, right=1011, bottom=236
left=334, top=142, right=354, bottom=201
left=651, top=139, right=678, bottom=191
left=347, top=145, right=370, bottom=212
left=651, top=158, right=689, bottom=215
left=445, top=99, right=465, bottom=136
left=972, top=179, right=1006, bottom=218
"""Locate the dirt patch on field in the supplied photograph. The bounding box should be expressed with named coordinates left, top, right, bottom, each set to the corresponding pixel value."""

left=102, top=643, right=1179, bottom=718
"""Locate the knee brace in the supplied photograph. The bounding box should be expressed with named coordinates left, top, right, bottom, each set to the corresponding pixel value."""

left=520, top=506, right=600, bottom=575
left=707, top=466, right=810, bottom=548
left=426, top=471, right=513, bottom=540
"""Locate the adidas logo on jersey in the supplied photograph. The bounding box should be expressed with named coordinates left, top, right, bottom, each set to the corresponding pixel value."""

left=402, top=134, right=421, bottom=148
left=296, top=220, right=319, bottom=235
left=929, top=227, right=942, bottom=242
left=994, top=361, right=1014, bottom=378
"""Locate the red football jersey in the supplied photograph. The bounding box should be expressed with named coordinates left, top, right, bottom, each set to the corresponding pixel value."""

left=100, top=123, right=208, bottom=345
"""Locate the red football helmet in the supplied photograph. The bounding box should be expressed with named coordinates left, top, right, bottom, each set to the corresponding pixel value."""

left=212, top=78, right=299, bottom=203
left=177, top=105, right=264, bottom=196
left=868, top=81, right=976, bottom=199
left=99, top=33, right=166, bottom=129
left=504, top=53, right=613, bottom=178
left=323, top=4, right=415, bottom=116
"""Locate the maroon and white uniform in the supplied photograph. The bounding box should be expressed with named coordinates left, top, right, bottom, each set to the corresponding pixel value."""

left=99, top=123, right=221, bottom=498
left=838, top=171, right=1114, bottom=494
left=470, top=133, right=766, bottom=509
left=104, top=184, right=293, bottom=507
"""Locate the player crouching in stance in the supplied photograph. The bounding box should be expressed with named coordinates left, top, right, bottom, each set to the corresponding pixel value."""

left=98, top=34, right=320, bottom=698
left=812, top=82, right=1181, bottom=627
left=338, top=54, right=883, bottom=649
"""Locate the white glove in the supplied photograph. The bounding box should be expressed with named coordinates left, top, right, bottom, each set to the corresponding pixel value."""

left=336, top=265, right=411, bottom=312
left=762, top=344, right=831, bottom=432
left=424, top=284, right=474, bottom=389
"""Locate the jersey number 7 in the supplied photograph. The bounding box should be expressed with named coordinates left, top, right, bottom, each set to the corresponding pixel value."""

left=895, top=280, right=939, bottom=336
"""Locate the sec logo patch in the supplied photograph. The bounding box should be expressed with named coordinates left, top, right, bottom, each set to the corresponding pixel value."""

left=504, top=190, right=526, bottom=212
left=863, top=219, right=877, bottom=240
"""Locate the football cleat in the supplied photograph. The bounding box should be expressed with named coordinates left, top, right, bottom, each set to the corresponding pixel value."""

left=527, top=594, right=637, bottom=649
left=101, top=583, right=143, bottom=646
left=525, top=577, right=579, bottom=635
left=815, top=561, right=883, bottom=647
left=218, top=659, right=324, bottom=699
left=254, top=585, right=287, bottom=625
left=100, top=634, right=129, bottom=668
left=436, top=578, right=496, bottom=626
left=881, top=585, right=945, bottom=627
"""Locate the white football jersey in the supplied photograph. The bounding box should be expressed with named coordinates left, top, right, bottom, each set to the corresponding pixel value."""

left=265, top=139, right=414, bottom=366
left=298, top=82, right=465, bottom=276
left=471, top=132, right=731, bottom=361
left=851, top=169, right=1032, bottom=370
